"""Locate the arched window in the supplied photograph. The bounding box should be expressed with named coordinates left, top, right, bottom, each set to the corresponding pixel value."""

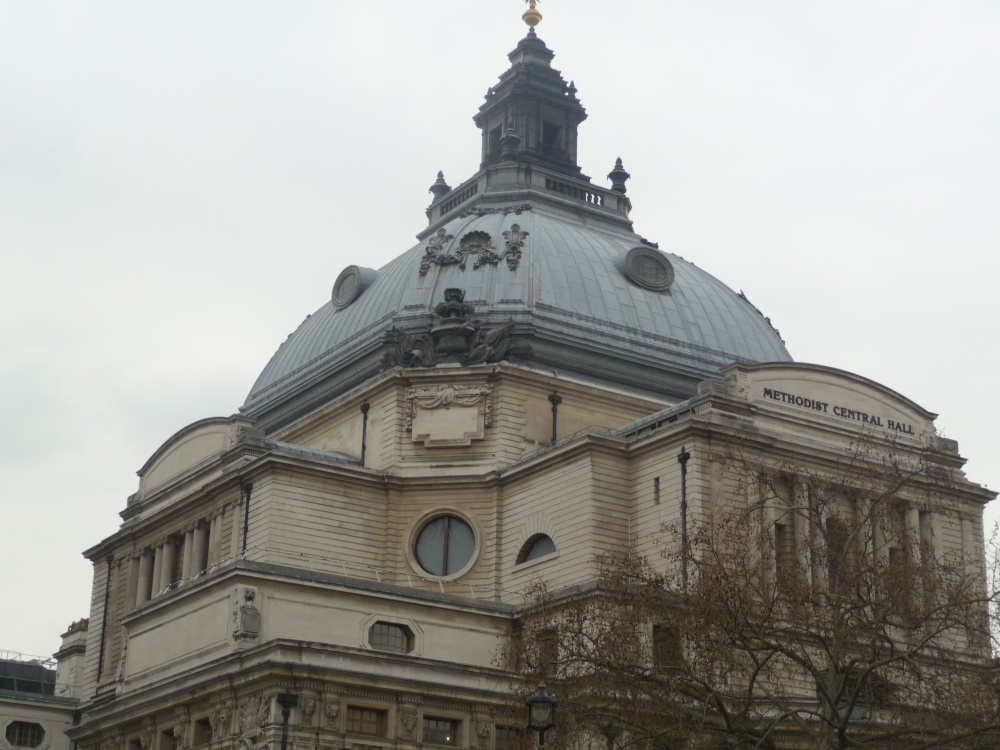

left=516, top=534, right=557, bottom=564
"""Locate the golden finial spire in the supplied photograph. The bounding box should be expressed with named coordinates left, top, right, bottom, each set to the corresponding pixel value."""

left=522, top=0, right=542, bottom=29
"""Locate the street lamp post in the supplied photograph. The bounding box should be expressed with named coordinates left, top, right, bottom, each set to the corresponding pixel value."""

left=526, top=683, right=557, bottom=746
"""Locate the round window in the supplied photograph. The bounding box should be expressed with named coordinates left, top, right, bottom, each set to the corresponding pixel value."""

left=414, top=515, right=475, bottom=577
left=615, top=246, right=675, bottom=291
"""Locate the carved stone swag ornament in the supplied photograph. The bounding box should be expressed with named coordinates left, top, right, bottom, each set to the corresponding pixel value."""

left=388, top=289, right=512, bottom=368
left=406, top=384, right=493, bottom=447
left=406, top=385, right=493, bottom=431
left=418, top=222, right=529, bottom=276
left=458, top=202, right=532, bottom=218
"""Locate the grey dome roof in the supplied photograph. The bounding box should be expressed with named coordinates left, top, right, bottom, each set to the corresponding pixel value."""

left=242, top=200, right=790, bottom=429
left=240, top=29, right=790, bottom=432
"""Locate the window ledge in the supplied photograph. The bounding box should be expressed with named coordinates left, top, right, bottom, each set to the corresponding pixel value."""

left=514, top=551, right=560, bottom=571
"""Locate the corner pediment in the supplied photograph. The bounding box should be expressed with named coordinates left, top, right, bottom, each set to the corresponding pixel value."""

left=137, top=415, right=258, bottom=497
left=717, top=363, right=937, bottom=441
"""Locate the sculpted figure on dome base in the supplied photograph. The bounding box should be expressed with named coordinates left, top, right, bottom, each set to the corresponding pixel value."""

left=388, top=289, right=512, bottom=368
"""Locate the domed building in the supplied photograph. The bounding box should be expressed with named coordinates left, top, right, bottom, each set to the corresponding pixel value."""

left=242, top=26, right=789, bottom=435
left=65, top=13, right=993, bottom=750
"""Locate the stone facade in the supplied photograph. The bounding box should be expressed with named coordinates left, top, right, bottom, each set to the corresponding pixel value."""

left=63, top=18, right=994, bottom=750
left=66, top=360, right=993, bottom=750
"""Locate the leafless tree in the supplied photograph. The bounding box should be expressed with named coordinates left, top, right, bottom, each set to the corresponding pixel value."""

left=503, top=440, right=999, bottom=750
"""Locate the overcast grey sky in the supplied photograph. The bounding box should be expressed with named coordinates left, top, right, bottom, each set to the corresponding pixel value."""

left=2, top=1, right=998, bottom=658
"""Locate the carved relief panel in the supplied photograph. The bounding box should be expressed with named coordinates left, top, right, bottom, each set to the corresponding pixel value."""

left=407, top=385, right=493, bottom=447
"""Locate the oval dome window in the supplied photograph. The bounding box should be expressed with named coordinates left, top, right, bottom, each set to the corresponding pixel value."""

left=615, top=246, right=674, bottom=292
left=332, top=265, right=378, bottom=309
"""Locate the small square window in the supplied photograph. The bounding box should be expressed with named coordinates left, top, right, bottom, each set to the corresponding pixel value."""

left=423, top=717, right=459, bottom=746
left=346, top=707, right=388, bottom=736
left=542, top=121, right=562, bottom=147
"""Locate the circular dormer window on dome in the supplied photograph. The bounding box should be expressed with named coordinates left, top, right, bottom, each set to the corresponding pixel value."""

left=332, top=265, right=378, bottom=309
left=615, top=246, right=675, bottom=292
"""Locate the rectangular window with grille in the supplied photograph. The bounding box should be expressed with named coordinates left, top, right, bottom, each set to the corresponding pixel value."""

left=369, top=621, right=413, bottom=653
left=6, top=722, right=44, bottom=748
left=423, top=717, right=459, bottom=746
left=346, top=707, right=387, bottom=736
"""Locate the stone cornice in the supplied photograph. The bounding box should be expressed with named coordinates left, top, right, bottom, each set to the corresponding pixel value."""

left=70, top=638, right=517, bottom=743
left=121, top=559, right=515, bottom=629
